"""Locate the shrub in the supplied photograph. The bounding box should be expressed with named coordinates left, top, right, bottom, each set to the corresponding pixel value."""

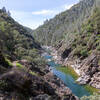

left=5, top=58, right=13, bottom=66
left=80, top=49, right=88, bottom=57
left=16, top=62, right=24, bottom=69
left=0, top=80, right=8, bottom=90
left=96, top=45, right=100, bottom=50
left=74, top=45, right=88, bottom=58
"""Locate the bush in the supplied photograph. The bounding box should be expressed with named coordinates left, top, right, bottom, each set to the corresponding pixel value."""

left=86, top=24, right=94, bottom=33
left=74, top=45, right=88, bottom=58
left=96, top=45, right=100, bottom=50
left=5, top=58, right=13, bottom=66
left=80, top=49, right=88, bottom=57
left=0, top=80, right=8, bottom=90
left=16, top=62, right=24, bottom=69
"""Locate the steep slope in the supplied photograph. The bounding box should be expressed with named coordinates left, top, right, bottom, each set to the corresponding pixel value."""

left=0, top=9, right=41, bottom=58
left=33, top=0, right=97, bottom=46
left=56, top=8, right=100, bottom=89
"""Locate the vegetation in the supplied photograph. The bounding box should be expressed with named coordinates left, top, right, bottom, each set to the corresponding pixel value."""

left=70, top=7, right=100, bottom=59
left=16, top=62, right=37, bottom=76
left=5, top=58, right=13, bottom=66
left=29, top=71, right=37, bottom=76
left=16, top=62, right=24, bottom=69
left=84, top=85, right=100, bottom=94
left=0, top=7, right=47, bottom=99
left=0, top=8, right=46, bottom=71
left=0, top=80, right=8, bottom=90
left=57, top=66, right=79, bottom=79
left=33, top=0, right=98, bottom=46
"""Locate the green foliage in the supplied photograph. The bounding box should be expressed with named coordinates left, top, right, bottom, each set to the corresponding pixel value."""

left=73, top=45, right=88, bottom=58
left=16, top=62, right=24, bottom=69
left=80, top=48, right=88, bottom=57
left=0, top=9, right=45, bottom=70
left=84, top=85, right=99, bottom=94
left=96, top=45, right=100, bottom=50
left=57, top=66, right=79, bottom=79
left=0, top=22, right=6, bottom=32
left=5, top=58, right=13, bottom=66
left=29, top=71, right=37, bottom=76
left=70, top=8, right=100, bottom=59
left=86, top=24, right=94, bottom=33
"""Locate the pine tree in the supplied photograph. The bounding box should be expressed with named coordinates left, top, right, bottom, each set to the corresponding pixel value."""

left=7, top=11, right=11, bottom=16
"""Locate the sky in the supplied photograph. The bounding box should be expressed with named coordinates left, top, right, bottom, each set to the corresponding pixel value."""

left=0, top=0, right=79, bottom=29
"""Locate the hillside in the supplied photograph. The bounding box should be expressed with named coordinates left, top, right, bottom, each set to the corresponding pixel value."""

left=59, top=7, right=100, bottom=89
left=33, top=0, right=97, bottom=46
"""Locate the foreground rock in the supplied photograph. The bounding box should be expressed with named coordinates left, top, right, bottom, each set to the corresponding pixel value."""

left=63, top=53, right=100, bottom=89
left=89, top=72, right=100, bottom=89
left=0, top=59, right=79, bottom=100
left=44, top=72, right=79, bottom=100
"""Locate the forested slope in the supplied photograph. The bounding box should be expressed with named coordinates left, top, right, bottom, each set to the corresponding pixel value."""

left=33, top=0, right=98, bottom=46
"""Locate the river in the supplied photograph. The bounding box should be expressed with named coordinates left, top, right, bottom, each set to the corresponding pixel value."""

left=43, top=53, right=91, bottom=98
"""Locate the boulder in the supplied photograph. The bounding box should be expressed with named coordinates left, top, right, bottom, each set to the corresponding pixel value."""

left=31, top=94, right=52, bottom=100
left=89, top=72, right=100, bottom=89
left=76, top=75, right=90, bottom=85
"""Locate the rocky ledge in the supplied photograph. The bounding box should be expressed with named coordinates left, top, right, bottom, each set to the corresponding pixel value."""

left=76, top=53, right=100, bottom=89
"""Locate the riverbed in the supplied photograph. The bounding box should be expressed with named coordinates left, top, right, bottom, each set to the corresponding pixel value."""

left=43, top=53, right=91, bottom=98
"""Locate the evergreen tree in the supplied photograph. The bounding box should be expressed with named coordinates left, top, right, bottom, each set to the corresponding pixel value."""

left=7, top=11, right=11, bottom=16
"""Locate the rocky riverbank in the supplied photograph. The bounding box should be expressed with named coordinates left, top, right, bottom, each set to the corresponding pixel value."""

left=44, top=46, right=100, bottom=91
left=43, top=72, right=79, bottom=100
left=45, top=46, right=81, bottom=76
left=41, top=47, right=79, bottom=99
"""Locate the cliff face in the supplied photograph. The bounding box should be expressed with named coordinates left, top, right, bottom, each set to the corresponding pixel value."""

left=0, top=9, right=78, bottom=100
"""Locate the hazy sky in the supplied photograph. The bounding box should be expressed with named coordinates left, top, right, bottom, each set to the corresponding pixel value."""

left=0, top=0, right=79, bottom=29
